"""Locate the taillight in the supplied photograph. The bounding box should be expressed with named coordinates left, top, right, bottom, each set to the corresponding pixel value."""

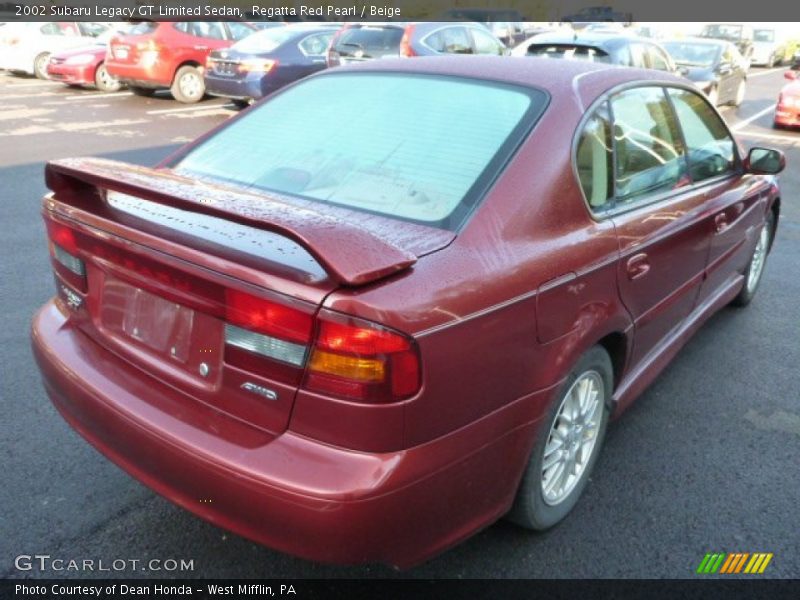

left=45, top=220, right=87, bottom=293
left=326, top=26, right=346, bottom=66
left=304, top=310, right=421, bottom=403
left=238, top=58, right=278, bottom=73
left=399, top=25, right=417, bottom=57
left=224, top=289, right=314, bottom=385
left=137, top=39, right=160, bottom=52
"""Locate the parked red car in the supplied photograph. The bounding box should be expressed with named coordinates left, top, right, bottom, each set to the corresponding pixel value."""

left=32, top=57, right=784, bottom=568
left=47, top=44, right=121, bottom=92
left=105, top=21, right=256, bottom=102
left=774, top=69, right=800, bottom=129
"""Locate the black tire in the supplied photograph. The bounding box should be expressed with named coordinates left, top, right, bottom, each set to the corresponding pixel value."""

left=94, top=62, right=121, bottom=93
left=507, top=346, right=612, bottom=530
left=231, top=99, right=250, bottom=109
left=34, top=52, right=50, bottom=80
left=129, top=86, right=155, bottom=97
left=732, top=212, right=774, bottom=307
left=170, top=65, right=205, bottom=104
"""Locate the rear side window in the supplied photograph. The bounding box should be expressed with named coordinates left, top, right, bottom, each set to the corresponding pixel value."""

left=576, top=103, right=613, bottom=211
left=424, top=27, right=474, bottom=54
left=189, top=22, right=226, bottom=40
left=299, top=32, right=333, bottom=56
left=527, top=44, right=611, bottom=63
left=610, top=87, right=688, bottom=205
left=174, top=74, right=546, bottom=230
left=668, top=88, right=736, bottom=182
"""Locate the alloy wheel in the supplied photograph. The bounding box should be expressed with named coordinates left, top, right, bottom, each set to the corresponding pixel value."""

left=541, top=371, right=605, bottom=506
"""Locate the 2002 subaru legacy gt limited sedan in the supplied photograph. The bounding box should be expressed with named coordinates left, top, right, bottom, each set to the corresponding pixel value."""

left=32, top=56, right=784, bottom=568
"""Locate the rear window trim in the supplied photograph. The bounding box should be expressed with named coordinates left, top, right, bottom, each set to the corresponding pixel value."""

left=168, top=70, right=550, bottom=233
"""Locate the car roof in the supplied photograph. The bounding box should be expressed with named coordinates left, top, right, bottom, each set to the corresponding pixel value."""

left=329, top=55, right=686, bottom=107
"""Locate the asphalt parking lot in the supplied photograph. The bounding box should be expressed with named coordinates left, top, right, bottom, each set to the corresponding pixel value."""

left=2, top=66, right=799, bottom=579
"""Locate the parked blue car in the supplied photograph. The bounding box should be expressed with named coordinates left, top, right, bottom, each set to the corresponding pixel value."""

left=204, top=24, right=339, bottom=107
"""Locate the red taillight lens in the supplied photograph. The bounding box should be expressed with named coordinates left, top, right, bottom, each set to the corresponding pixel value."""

left=45, top=220, right=87, bottom=293
left=238, top=59, right=278, bottom=73
left=226, top=289, right=312, bottom=345
left=399, top=25, right=417, bottom=57
left=224, top=289, right=314, bottom=385
left=304, top=311, right=421, bottom=403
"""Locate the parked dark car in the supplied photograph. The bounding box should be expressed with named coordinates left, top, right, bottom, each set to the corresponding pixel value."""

left=205, top=24, right=338, bottom=107
left=699, top=23, right=754, bottom=66
left=662, top=38, right=747, bottom=106
left=33, top=57, right=783, bottom=569
left=327, top=21, right=505, bottom=66
left=516, top=32, right=676, bottom=73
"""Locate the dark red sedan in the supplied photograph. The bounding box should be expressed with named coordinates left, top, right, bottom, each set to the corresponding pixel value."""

left=32, top=57, right=784, bottom=568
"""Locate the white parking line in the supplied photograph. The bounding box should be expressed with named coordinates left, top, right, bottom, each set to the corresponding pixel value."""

left=65, top=92, right=133, bottom=101
left=1, top=80, right=61, bottom=88
left=732, top=104, right=776, bottom=131
left=747, top=67, right=783, bottom=78
left=146, top=103, right=231, bottom=115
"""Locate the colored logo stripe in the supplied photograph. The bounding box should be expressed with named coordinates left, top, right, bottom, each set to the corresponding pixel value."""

left=697, top=552, right=773, bottom=574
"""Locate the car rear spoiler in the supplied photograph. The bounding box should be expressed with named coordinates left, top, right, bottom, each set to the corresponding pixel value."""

left=44, top=158, right=417, bottom=287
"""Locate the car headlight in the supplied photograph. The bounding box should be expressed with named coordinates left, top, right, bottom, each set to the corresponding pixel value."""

left=64, top=54, right=95, bottom=66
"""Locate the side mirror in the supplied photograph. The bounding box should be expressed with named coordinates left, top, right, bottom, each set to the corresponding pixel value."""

left=744, top=147, right=786, bottom=175
left=784, top=70, right=798, bottom=80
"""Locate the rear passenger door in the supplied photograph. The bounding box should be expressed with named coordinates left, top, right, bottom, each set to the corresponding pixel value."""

left=603, top=86, right=712, bottom=365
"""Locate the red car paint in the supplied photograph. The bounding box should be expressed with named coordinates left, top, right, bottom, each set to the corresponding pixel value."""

left=46, top=45, right=107, bottom=87
left=31, top=57, right=782, bottom=567
left=105, top=22, right=244, bottom=91
left=775, top=70, right=800, bottom=128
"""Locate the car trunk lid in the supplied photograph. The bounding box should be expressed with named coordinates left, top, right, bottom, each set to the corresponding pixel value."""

left=43, top=157, right=453, bottom=435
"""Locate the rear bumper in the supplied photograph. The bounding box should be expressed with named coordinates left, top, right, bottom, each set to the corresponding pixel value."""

left=775, top=107, right=800, bottom=127
left=32, top=300, right=543, bottom=567
left=204, top=73, right=265, bottom=101
left=47, top=62, right=95, bottom=85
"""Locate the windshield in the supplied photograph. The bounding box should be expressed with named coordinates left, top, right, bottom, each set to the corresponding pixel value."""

left=702, top=24, right=742, bottom=41
left=754, top=29, right=775, bottom=43
left=233, top=27, right=294, bottom=53
left=662, top=42, right=720, bottom=67
left=173, top=73, right=546, bottom=230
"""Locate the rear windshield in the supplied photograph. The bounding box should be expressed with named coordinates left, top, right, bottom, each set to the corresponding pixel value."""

left=233, top=27, right=294, bottom=53
left=526, top=44, right=611, bottom=63
left=334, top=26, right=404, bottom=52
left=173, top=73, right=546, bottom=230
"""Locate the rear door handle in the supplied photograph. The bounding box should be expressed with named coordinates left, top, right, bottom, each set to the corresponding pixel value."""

left=626, top=253, right=650, bottom=280
left=715, top=213, right=729, bottom=233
